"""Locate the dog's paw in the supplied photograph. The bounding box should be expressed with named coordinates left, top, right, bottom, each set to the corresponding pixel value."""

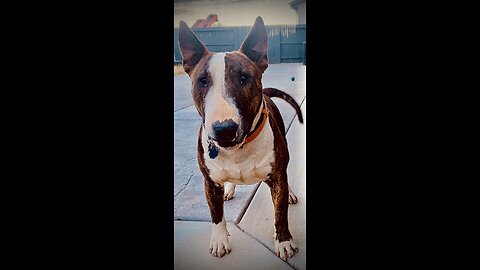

left=288, top=191, right=298, bottom=204
left=209, top=219, right=231, bottom=257
left=224, top=182, right=236, bottom=201
left=288, top=186, right=298, bottom=204
left=209, top=233, right=231, bottom=257
left=274, top=239, right=298, bottom=261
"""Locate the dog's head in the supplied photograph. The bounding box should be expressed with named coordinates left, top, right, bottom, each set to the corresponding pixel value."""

left=178, top=17, right=268, bottom=150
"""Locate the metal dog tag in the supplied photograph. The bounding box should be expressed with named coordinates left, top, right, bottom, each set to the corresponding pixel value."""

left=208, top=141, right=218, bottom=159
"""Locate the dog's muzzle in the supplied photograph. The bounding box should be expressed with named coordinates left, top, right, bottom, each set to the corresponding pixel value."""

left=207, top=99, right=268, bottom=150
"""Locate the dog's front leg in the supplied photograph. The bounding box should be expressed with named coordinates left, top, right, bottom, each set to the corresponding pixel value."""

left=265, top=172, right=298, bottom=261
left=204, top=177, right=231, bottom=257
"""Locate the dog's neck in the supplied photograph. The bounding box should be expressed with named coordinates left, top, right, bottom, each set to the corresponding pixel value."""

left=244, top=98, right=268, bottom=145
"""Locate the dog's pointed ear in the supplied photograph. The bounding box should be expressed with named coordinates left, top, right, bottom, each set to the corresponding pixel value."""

left=178, top=21, right=209, bottom=75
left=239, top=16, right=268, bottom=73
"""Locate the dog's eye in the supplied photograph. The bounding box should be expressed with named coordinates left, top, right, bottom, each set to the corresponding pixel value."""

left=240, top=74, right=250, bottom=85
left=198, top=77, right=208, bottom=87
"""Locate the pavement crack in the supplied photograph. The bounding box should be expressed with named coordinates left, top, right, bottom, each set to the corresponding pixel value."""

left=174, top=173, right=194, bottom=199
left=233, top=223, right=297, bottom=269
left=235, top=182, right=262, bottom=224
left=174, top=104, right=194, bottom=112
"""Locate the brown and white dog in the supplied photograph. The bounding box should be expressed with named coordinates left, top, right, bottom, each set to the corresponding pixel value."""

left=178, top=16, right=304, bottom=261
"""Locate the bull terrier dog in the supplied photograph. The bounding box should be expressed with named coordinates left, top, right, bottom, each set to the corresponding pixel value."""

left=178, top=16, right=304, bottom=261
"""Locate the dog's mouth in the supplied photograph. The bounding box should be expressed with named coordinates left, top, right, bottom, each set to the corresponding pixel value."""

left=209, top=134, right=247, bottom=151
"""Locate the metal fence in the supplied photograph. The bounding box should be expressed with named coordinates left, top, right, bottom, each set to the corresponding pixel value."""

left=174, top=24, right=306, bottom=65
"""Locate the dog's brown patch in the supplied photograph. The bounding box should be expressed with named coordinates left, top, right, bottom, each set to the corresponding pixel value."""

left=223, top=51, right=264, bottom=140
left=189, top=53, right=214, bottom=120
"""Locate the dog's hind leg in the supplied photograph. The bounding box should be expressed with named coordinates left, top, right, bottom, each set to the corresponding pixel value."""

left=224, top=182, right=236, bottom=201
left=288, top=185, right=298, bottom=204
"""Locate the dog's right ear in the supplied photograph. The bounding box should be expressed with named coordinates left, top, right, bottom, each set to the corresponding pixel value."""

left=239, top=16, right=268, bottom=73
left=178, top=21, right=209, bottom=75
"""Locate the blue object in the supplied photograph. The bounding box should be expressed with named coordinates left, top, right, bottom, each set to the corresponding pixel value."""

left=208, top=141, right=218, bottom=159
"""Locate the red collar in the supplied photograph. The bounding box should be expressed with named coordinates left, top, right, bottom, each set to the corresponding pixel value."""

left=244, top=99, right=268, bottom=144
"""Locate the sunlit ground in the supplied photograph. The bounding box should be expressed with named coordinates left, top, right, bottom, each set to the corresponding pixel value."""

left=174, top=64, right=186, bottom=76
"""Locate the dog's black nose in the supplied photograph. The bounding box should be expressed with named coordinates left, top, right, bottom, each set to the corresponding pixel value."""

left=212, top=119, right=238, bottom=142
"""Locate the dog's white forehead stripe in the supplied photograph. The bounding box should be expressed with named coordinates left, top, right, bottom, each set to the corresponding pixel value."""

left=204, top=53, right=239, bottom=134
left=208, top=53, right=226, bottom=88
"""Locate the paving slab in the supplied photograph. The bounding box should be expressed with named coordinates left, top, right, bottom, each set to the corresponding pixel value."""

left=173, top=104, right=199, bottom=120
left=238, top=100, right=306, bottom=270
left=174, top=171, right=260, bottom=222
left=174, top=119, right=201, bottom=197
left=262, top=63, right=306, bottom=94
left=174, top=221, right=294, bottom=270
left=174, top=75, right=193, bottom=111
left=273, top=94, right=306, bottom=132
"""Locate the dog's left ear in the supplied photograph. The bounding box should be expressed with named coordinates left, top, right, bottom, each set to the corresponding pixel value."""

left=239, top=16, right=268, bottom=73
left=178, top=20, right=209, bottom=75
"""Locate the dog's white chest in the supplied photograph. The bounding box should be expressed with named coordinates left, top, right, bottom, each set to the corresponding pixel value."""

left=202, top=119, right=275, bottom=185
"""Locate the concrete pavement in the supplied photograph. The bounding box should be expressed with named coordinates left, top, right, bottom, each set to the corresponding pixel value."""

left=174, top=63, right=306, bottom=269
